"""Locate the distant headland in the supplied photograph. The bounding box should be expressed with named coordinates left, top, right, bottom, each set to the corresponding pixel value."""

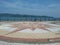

left=0, top=13, right=60, bottom=21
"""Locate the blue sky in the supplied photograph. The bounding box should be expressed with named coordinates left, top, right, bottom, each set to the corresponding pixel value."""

left=0, top=0, right=60, bottom=17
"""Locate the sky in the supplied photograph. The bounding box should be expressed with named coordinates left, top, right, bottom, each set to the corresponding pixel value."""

left=0, top=0, right=60, bottom=17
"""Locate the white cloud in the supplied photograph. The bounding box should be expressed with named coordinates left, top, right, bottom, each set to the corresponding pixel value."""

left=48, top=4, right=60, bottom=8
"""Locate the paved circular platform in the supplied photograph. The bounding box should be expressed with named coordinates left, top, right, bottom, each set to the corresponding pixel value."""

left=0, top=22, right=60, bottom=42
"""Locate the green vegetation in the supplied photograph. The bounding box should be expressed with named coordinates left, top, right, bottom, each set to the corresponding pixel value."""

left=0, top=13, right=60, bottom=21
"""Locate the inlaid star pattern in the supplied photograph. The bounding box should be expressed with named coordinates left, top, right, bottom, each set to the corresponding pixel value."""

left=6, top=22, right=57, bottom=35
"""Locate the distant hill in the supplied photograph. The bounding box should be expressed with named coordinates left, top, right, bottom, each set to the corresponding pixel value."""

left=0, top=13, right=59, bottom=21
